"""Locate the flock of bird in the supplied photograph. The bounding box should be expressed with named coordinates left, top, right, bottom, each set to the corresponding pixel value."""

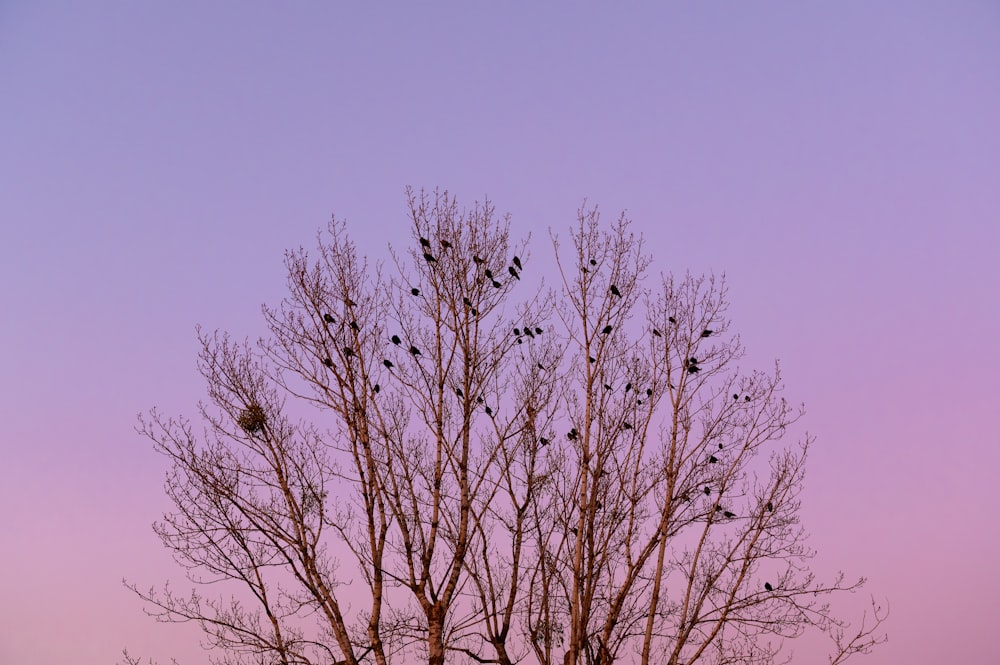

left=316, top=237, right=746, bottom=446
left=320, top=235, right=718, bottom=386
left=316, top=236, right=545, bottom=418
left=421, top=235, right=523, bottom=285
left=314, top=235, right=778, bottom=563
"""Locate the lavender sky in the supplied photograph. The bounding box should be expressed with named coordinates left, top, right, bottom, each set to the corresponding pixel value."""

left=1, top=3, right=998, bottom=664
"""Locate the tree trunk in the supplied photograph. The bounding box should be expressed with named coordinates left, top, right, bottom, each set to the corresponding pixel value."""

left=428, top=610, right=446, bottom=665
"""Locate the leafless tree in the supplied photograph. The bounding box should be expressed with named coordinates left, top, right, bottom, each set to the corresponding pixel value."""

left=127, top=189, right=885, bottom=665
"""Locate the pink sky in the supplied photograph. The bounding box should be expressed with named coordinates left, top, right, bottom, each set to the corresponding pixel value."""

left=1, top=3, right=998, bottom=663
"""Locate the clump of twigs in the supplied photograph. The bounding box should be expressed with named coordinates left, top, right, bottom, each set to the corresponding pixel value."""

left=236, top=403, right=267, bottom=433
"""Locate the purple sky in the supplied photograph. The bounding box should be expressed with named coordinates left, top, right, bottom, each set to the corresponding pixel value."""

left=2, top=3, right=998, bottom=663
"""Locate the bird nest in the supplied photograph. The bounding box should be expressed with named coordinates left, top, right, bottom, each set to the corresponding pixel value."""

left=237, top=403, right=267, bottom=433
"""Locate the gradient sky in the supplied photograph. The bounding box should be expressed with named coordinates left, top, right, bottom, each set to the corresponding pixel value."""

left=2, top=3, right=998, bottom=664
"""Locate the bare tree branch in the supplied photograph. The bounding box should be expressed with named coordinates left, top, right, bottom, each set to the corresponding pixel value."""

left=126, top=190, right=885, bottom=665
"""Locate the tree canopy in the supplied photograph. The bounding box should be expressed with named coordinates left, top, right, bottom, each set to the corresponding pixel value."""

left=129, top=188, right=885, bottom=665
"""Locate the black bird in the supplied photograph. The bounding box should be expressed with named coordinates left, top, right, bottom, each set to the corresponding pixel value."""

left=623, top=422, right=633, bottom=430
left=539, top=437, right=549, bottom=446
left=524, top=326, right=534, bottom=338
left=709, top=455, right=718, bottom=463
left=764, top=582, right=773, bottom=592
left=492, top=280, right=502, bottom=288
left=409, top=345, right=421, bottom=356
left=344, top=347, right=355, bottom=357
left=517, top=338, right=523, bottom=344
left=723, top=510, right=736, bottom=519
left=485, top=405, right=493, bottom=416
left=514, top=327, right=521, bottom=336
left=508, top=266, right=520, bottom=280
left=473, top=255, right=484, bottom=265
left=625, top=382, right=632, bottom=393
left=485, top=268, right=493, bottom=279
left=668, top=316, right=677, bottom=324
left=419, top=237, right=430, bottom=248
left=323, top=313, right=335, bottom=323
left=604, top=383, right=612, bottom=391
left=568, top=427, right=579, bottom=440
left=411, top=287, right=420, bottom=296
left=718, top=442, right=723, bottom=449
left=456, top=387, right=463, bottom=397
left=646, top=388, right=653, bottom=397
left=590, top=258, right=597, bottom=266
left=535, top=327, right=543, bottom=335
left=652, top=328, right=662, bottom=337
left=391, top=335, right=401, bottom=345
left=512, top=256, right=522, bottom=270
left=373, top=384, right=380, bottom=394
left=701, top=329, right=713, bottom=337
left=766, top=501, right=774, bottom=512
left=476, top=395, right=484, bottom=404
left=423, top=252, right=437, bottom=263
left=383, top=359, right=393, bottom=369
left=610, top=284, right=621, bottom=297
left=350, top=320, right=359, bottom=331
left=463, top=297, right=473, bottom=307
left=581, top=266, right=589, bottom=274
left=589, top=356, right=596, bottom=363
left=745, top=395, right=751, bottom=402
left=704, top=486, right=711, bottom=495
left=322, top=357, right=333, bottom=367
left=537, top=362, right=545, bottom=370
left=733, top=394, right=739, bottom=401
left=601, top=325, right=613, bottom=335
left=441, top=239, right=452, bottom=249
